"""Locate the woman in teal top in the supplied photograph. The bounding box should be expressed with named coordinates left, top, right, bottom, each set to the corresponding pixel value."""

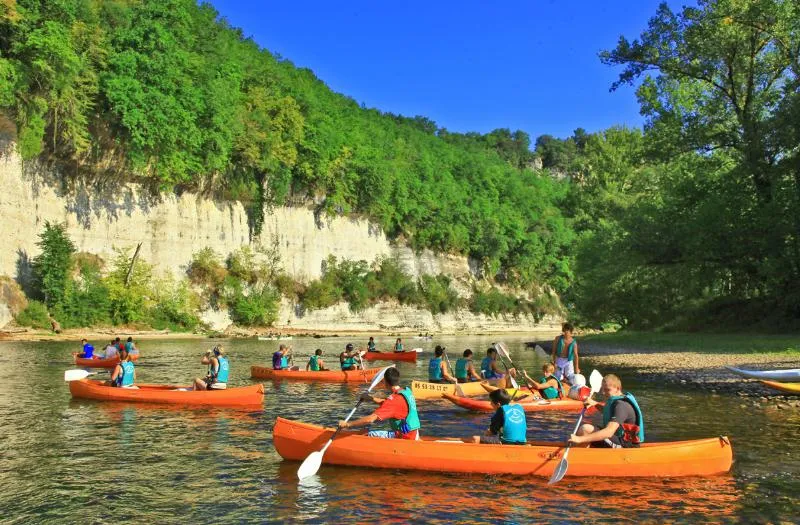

left=110, top=349, right=136, bottom=388
left=428, top=346, right=456, bottom=383
left=394, top=338, right=404, bottom=352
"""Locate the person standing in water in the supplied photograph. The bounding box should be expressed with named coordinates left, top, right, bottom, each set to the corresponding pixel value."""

left=551, top=322, right=580, bottom=383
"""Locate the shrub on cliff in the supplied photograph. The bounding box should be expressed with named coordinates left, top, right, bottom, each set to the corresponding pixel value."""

left=418, top=275, right=461, bottom=314
left=227, top=285, right=280, bottom=326
left=32, top=222, right=75, bottom=309
left=149, top=277, right=202, bottom=331
left=187, top=248, right=227, bottom=289
left=15, top=300, right=50, bottom=329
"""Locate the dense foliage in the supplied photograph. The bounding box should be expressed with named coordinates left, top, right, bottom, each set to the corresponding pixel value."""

left=0, top=0, right=571, bottom=292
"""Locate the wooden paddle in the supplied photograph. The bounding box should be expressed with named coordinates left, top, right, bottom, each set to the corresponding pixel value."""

left=548, top=369, right=603, bottom=485
left=297, top=365, right=394, bottom=481
left=441, top=349, right=465, bottom=397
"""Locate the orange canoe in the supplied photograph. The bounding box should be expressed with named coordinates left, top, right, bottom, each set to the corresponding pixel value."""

left=441, top=393, right=587, bottom=412
left=250, top=366, right=382, bottom=383
left=363, top=351, right=417, bottom=362
left=69, top=379, right=264, bottom=406
left=73, top=354, right=139, bottom=368
left=273, top=417, right=733, bottom=478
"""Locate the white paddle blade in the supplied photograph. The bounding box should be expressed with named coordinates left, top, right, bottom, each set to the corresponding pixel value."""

left=297, top=450, right=324, bottom=480
left=534, top=345, right=549, bottom=359
left=368, top=365, right=394, bottom=391
left=508, top=375, right=520, bottom=389
left=64, top=369, right=92, bottom=382
left=589, top=369, right=603, bottom=394
left=548, top=457, right=569, bottom=485
left=413, top=348, right=423, bottom=353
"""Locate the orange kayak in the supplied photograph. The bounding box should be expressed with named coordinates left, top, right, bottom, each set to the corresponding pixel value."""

left=363, top=351, right=417, bottom=362
left=761, top=380, right=800, bottom=394
left=250, top=366, right=382, bottom=383
left=69, top=379, right=264, bottom=406
left=73, top=354, right=139, bottom=368
left=442, top=393, right=587, bottom=412
left=273, top=417, right=733, bottom=478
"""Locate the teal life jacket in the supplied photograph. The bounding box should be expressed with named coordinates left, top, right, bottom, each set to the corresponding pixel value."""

left=125, top=341, right=135, bottom=353
left=388, top=387, right=421, bottom=434
left=481, top=357, right=499, bottom=378
left=216, top=356, right=229, bottom=383
left=428, top=357, right=443, bottom=380
left=500, top=404, right=527, bottom=444
left=116, top=361, right=135, bottom=387
left=341, top=354, right=356, bottom=369
left=367, top=341, right=376, bottom=352
left=395, top=342, right=403, bottom=352
left=309, top=355, right=320, bottom=371
left=539, top=374, right=563, bottom=400
left=455, top=358, right=469, bottom=379
left=556, top=336, right=576, bottom=361
left=281, top=356, right=289, bottom=368
left=602, top=392, right=645, bottom=444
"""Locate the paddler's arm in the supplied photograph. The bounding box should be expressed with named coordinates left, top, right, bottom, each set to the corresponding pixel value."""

left=339, top=413, right=378, bottom=429
left=441, top=362, right=456, bottom=383
left=359, top=392, right=385, bottom=405
left=569, top=421, right=618, bottom=445
left=573, top=343, right=580, bottom=374
left=468, top=363, right=481, bottom=381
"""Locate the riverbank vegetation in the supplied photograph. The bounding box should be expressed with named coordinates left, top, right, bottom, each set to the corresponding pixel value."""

left=582, top=332, right=800, bottom=357
left=3, top=0, right=800, bottom=331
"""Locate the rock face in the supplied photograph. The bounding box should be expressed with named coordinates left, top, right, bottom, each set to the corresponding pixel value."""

left=0, top=141, right=555, bottom=332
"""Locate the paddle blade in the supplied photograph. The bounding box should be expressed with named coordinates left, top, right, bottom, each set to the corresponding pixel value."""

left=297, top=450, right=324, bottom=480
left=413, top=348, right=423, bottom=353
left=64, top=369, right=92, bottom=382
left=589, top=369, right=603, bottom=394
left=548, top=456, right=569, bottom=485
left=492, top=342, right=510, bottom=360
left=534, top=344, right=549, bottom=359
left=368, top=365, right=394, bottom=391
left=508, top=375, right=519, bottom=389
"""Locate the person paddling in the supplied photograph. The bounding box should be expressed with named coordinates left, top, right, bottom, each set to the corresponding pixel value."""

left=568, top=374, right=644, bottom=448
left=428, top=345, right=456, bottom=384
left=522, top=363, right=565, bottom=400
left=367, top=337, right=377, bottom=353
left=124, top=336, right=139, bottom=358
left=306, top=349, right=329, bottom=371
left=109, top=349, right=136, bottom=388
left=193, top=346, right=229, bottom=390
left=480, top=347, right=508, bottom=380
left=272, top=344, right=292, bottom=370
left=338, top=367, right=420, bottom=440
left=455, top=349, right=482, bottom=383
left=551, top=322, right=580, bottom=383
left=77, top=338, right=95, bottom=359
left=394, top=337, right=404, bottom=353
left=472, top=389, right=527, bottom=445
left=340, top=343, right=360, bottom=371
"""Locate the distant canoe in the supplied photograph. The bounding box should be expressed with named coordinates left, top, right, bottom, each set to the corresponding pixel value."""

left=442, top=393, right=586, bottom=413
left=73, top=354, right=139, bottom=369
left=411, top=379, right=506, bottom=400
left=726, top=366, right=800, bottom=382
left=69, top=379, right=264, bottom=406
left=273, top=417, right=733, bottom=478
left=250, top=366, right=381, bottom=383
left=761, top=380, right=800, bottom=394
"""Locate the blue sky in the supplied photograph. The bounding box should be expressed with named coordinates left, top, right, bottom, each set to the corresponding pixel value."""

left=208, top=1, right=689, bottom=140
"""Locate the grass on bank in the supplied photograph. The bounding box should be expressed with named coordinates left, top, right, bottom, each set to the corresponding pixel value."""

left=581, top=332, right=800, bottom=356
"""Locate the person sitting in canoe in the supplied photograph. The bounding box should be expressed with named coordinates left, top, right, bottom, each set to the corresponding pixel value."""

left=472, top=389, right=527, bottom=445
left=522, top=362, right=565, bottom=400
left=338, top=367, right=420, bottom=440
left=272, top=344, right=293, bottom=370
left=340, top=343, right=361, bottom=371
left=108, top=349, right=137, bottom=389
left=455, top=349, right=482, bottom=383
left=96, top=339, right=119, bottom=360
left=76, top=338, right=96, bottom=359
left=306, top=349, right=329, bottom=371
left=551, top=322, right=580, bottom=383
left=394, top=338, right=404, bottom=353
left=481, top=347, right=508, bottom=379
left=428, top=345, right=457, bottom=384
left=125, top=336, right=139, bottom=358
left=367, top=337, right=377, bottom=353
left=193, top=346, right=229, bottom=390
left=568, top=374, right=644, bottom=449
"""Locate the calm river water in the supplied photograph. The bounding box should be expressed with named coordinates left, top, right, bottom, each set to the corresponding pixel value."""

left=0, top=335, right=797, bottom=524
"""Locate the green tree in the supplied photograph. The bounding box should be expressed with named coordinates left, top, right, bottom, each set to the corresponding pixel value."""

left=32, top=221, right=75, bottom=308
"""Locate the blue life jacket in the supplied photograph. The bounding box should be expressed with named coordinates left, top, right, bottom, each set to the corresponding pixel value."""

left=125, top=341, right=135, bottom=353
left=82, top=343, right=94, bottom=358
left=455, top=358, right=469, bottom=379
left=116, top=361, right=135, bottom=387
left=428, top=357, right=443, bottom=380
left=388, top=387, right=421, bottom=434
left=481, top=357, right=499, bottom=379
left=215, top=356, right=229, bottom=383
left=281, top=356, right=289, bottom=368
left=539, top=374, right=563, bottom=400
left=556, top=336, right=576, bottom=361
left=272, top=352, right=283, bottom=370
left=500, top=404, right=527, bottom=444
left=602, top=392, right=645, bottom=444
